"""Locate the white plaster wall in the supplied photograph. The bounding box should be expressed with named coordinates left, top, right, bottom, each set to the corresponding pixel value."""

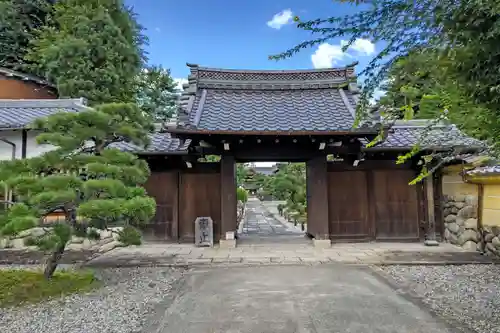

left=0, top=130, right=55, bottom=161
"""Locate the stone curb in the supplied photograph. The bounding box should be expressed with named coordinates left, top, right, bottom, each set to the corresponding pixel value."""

left=79, top=259, right=500, bottom=269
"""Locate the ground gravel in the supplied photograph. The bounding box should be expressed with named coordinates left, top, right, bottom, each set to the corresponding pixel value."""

left=0, top=266, right=185, bottom=333
left=381, top=264, right=500, bottom=333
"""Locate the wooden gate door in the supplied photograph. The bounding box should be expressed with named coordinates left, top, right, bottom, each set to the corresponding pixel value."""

left=178, top=171, right=221, bottom=243
left=143, top=171, right=179, bottom=240
left=372, top=170, right=420, bottom=240
left=328, top=170, right=371, bottom=240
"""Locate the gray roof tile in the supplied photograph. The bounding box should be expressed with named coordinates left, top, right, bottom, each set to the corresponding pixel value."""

left=176, top=63, right=360, bottom=132
left=110, top=133, right=190, bottom=154
left=363, top=121, right=485, bottom=150
left=0, top=98, right=88, bottom=129
left=466, top=166, right=500, bottom=176
left=188, top=88, right=356, bottom=132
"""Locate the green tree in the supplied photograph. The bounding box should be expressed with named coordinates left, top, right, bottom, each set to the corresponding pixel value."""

left=25, top=0, right=146, bottom=105
left=136, top=65, right=179, bottom=122
left=0, top=103, right=156, bottom=279
left=273, top=0, right=500, bottom=114
left=265, top=163, right=307, bottom=223
left=378, top=50, right=498, bottom=145
left=236, top=164, right=250, bottom=187
left=271, top=0, right=499, bottom=175
left=0, top=0, right=53, bottom=70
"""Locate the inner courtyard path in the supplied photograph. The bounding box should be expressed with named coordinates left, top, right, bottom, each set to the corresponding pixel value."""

left=238, top=198, right=306, bottom=245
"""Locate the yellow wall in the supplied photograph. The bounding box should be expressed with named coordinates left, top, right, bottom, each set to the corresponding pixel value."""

left=482, top=185, right=500, bottom=227
left=442, top=174, right=478, bottom=197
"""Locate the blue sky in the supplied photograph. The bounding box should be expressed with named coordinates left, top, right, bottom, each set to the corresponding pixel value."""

left=125, top=0, right=379, bottom=88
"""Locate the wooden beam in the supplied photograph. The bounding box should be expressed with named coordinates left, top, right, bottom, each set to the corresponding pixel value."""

left=21, top=129, right=28, bottom=159
left=220, top=155, right=237, bottom=240
left=424, top=175, right=438, bottom=244
left=306, top=156, right=330, bottom=240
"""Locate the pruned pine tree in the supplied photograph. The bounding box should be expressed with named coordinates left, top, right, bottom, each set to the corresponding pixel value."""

left=0, top=103, right=156, bottom=279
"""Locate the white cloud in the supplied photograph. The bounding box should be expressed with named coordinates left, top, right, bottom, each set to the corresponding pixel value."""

left=341, top=38, right=375, bottom=56
left=311, top=38, right=376, bottom=69
left=369, top=88, right=386, bottom=105
left=154, top=27, right=161, bottom=32
left=311, top=43, right=352, bottom=69
left=267, top=9, right=293, bottom=29
left=173, top=78, right=188, bottom=91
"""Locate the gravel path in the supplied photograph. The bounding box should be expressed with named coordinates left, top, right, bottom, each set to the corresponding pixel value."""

left=0, top=267, right=185, bottom=333
left=381, top=264, right=500, bottom=333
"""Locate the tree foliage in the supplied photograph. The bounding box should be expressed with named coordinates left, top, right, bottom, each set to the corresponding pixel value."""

left=0, top=0, right=53, bottom=70
left=378, top=49, right=499, bottom=145
left=262, top=163, right=307, bottom=225
left=0, top=103, right=156, bottom=279
left=136, top=65, right=179, bottom=122
left=271, top=0, right=500, bottom=174
left=273, top=0, right=499, bottom=112
left=24, top=0, right=146, bottom=105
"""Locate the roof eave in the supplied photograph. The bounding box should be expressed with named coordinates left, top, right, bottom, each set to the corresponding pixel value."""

left=164, top=127, right=380, bottom=137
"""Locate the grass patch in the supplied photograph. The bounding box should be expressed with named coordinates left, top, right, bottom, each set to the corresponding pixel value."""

left=0, top=269, right=100, bottom=308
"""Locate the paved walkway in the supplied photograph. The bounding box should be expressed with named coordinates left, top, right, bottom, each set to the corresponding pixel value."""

left=261, top=199, right=308, bottom=233
left=238, top=198, right=306, bottom=244
left=87, top=241, right=495, bottom=268
left=143, top=265, right=455, bottom=332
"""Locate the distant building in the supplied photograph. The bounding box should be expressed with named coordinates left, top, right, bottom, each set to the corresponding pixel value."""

left=252, top=165, right=277, bottom=176
left=0, top=67, right=57, bottom=99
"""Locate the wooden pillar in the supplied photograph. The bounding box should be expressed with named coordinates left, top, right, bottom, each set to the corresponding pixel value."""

left=424, top=175, right=438, bottom=245
left=306, top=156, right=330, bottom=240
left=220, top=155, right=237, bottom=240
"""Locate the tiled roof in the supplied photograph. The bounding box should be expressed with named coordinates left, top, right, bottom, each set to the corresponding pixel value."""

left=174, top=63, right=361, bottom=133
left=364, top=120, right=485, bottom=151
left=110, top=133, right=190, bottom=154
left=465, top=166, right=500, bottom=176
left=0, top=67, right=55, bottom=88
left=0, top=98, right=87, bottom=129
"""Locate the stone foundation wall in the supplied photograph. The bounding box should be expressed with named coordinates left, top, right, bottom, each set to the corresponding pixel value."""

left=443, top=194, right=480, bottom=251
left=0, top=227, right=125, bottom=254
left=482, top=226, right=500, bottom=256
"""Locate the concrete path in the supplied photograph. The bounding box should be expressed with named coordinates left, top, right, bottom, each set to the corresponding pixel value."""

left=144, top=265, right=455, bottom=332
left=238, top=198, right=306, bottom=245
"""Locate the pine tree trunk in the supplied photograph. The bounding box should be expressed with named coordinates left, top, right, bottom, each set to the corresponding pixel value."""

left=43, top=242, right=66, bottom=279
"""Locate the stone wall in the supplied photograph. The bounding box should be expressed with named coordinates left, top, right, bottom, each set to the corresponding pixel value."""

left=0, top=227, right=125, bottom=254
left=443, top=194, right=480, bottom=251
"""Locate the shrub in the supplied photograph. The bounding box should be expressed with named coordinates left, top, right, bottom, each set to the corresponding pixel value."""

left=237, top=187, right=248, bottom=203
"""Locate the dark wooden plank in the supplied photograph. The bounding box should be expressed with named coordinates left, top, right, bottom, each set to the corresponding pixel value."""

left=220, top=155, right=237, bottom=240
left=143, top=171, right=179, bottom=240
left=327, top=160, right=413, bottom=172
left=179, top=172, right=221, bottom=242
left=366, top=170, right=376, bottom=239
left=433, top=171, right=444, bottom=240
left=307, top=156, right=330, bottom=239
left=373, top=170, right=420, bottom=240
left=328, top=170, right=370, bottom=240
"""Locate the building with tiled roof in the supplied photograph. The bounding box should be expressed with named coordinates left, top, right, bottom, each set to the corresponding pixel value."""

left=156, top=63, right=487, bottom=246
left=0, top=99, right=188, bottom=161
left=0, top=62, right=487, bottom=247
left=0, top=67, right=57, bottom=99
left=170, top=62, right=369, bottom=135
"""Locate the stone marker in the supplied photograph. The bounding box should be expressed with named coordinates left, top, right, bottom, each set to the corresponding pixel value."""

left=195, top=216, right=214, bottom=247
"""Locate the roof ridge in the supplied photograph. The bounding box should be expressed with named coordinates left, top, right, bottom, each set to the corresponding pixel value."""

left=391, top=119, right=451, bottom=129
left=0, top=67, right=54, bottom=87
left=0, top=98, right=88, bottom=108
left=186, top=62, right=358, bottom=74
